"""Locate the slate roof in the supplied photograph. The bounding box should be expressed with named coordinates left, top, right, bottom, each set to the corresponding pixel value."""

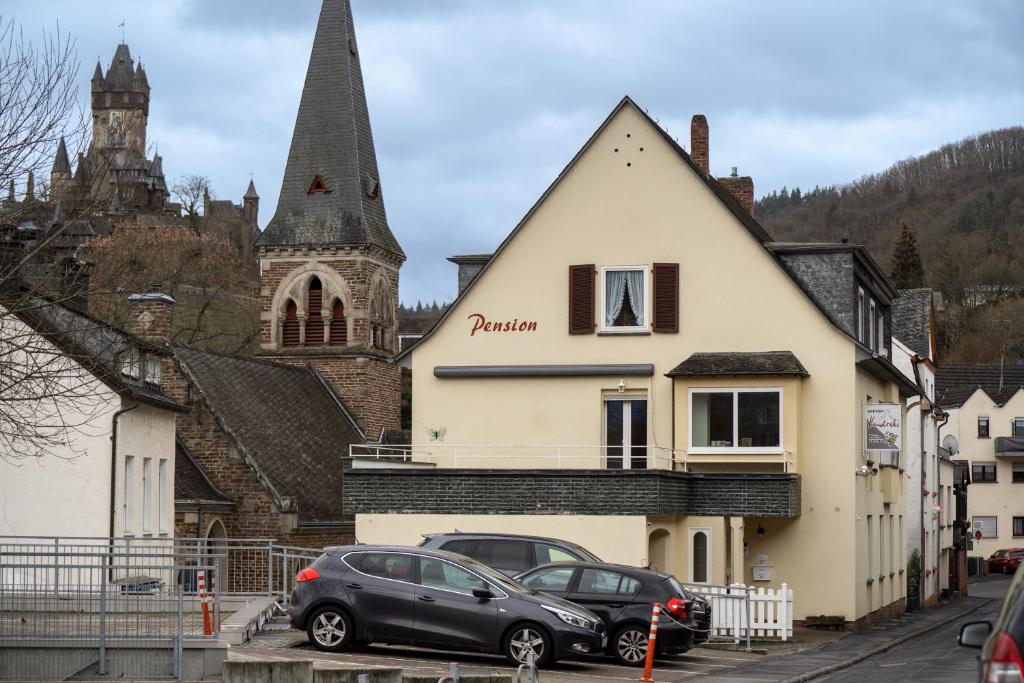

left=174, top=347, right=364, bottom=524
left=104, top=44, right=137, bottom=90
left=666, top=351, right=810, bottom=378
left=175, top=439, right=232, bottom=505
left=52, top=138, right=70, bottom=174
left=892, top=288, right=934, bottom=359
left=257, top=0, right=403, bottom=259
left=6, top=291, right=183, bottom=412
left=937, top=363, right=1024, bottom=408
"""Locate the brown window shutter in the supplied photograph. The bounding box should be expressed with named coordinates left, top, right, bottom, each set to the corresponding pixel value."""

left=568, top=264, right=596, bottom=334
left=652, top=262, right=679, bottom=333
left=282, top=299, right=300, bottom=347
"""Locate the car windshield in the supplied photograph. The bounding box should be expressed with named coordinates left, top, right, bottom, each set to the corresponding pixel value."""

left=994, top=550, right=1007, bottom=558
left=455, top=554, right=529, bottom=594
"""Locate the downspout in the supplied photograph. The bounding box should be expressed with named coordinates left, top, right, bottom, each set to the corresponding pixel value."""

left=935, top=410, right=951, bottom=593
left=109, top=401, right=139, bottom=580
left=906, top=396, right=924, bottom=605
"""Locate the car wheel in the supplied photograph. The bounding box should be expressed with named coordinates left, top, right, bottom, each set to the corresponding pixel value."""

left=613, top=625, right=650, bottom=666
left=503, top=623, right=553, bottom=667
left=306, top=606, right=354, bottom=652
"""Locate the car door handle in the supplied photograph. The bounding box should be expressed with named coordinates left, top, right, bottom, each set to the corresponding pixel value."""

left=345, top=583, right=363, bottom=590
left=606, top=603, right=625, bottom=608
left=418, top=595, right=436, bottom=603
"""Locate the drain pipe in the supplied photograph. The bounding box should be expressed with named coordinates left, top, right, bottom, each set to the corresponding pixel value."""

left=109, top=401, right=139, bottom=580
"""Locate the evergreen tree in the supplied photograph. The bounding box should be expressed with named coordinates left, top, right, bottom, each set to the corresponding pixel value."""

left=889, top=221, right=925, bottom=288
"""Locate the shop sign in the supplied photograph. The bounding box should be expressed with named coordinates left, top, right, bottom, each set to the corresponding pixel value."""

left=865, top=403, right=901, bottom=452
left=468, top=313, right=538, bottom=336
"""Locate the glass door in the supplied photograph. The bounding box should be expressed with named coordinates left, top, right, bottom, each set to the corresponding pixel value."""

left=604, top=399, right=648, bottom=469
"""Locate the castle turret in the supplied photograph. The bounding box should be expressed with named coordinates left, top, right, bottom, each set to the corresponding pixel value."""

left=91, top=44, right=149, bottom=159
left=25, top=171, right=34, bottom=203
left=243, top=179, right=259, bottom=227
left=51, top=137, right=71, bottom=200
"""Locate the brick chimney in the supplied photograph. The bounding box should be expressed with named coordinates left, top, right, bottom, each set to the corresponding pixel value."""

left=126, top=286, right=175, bottom=346
left=717, top=167, right=755, bottom=215
left=447, top=254, right=491, bottom=295
left=690, top=115, right=709, bottom=175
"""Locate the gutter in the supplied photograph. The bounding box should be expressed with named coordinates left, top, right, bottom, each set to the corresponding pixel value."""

left=109, top=401, right=138, bottom=580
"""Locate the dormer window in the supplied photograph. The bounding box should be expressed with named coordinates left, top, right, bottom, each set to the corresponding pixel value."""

left=144, top=357, right=161, bottom=385
left=120, top=348, right=140, bottom=379
left=307, top=175, right=328, bottom=194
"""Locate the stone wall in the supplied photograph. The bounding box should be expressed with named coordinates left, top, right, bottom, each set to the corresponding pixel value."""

left=343, top=469, right=802, bottom=518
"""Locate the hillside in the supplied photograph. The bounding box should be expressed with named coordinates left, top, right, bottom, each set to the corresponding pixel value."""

left=756, top=127, right=1024, bottom=362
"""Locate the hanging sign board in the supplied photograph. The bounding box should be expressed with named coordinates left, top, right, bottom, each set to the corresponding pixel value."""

left=865, top=403, right=901, bottom=452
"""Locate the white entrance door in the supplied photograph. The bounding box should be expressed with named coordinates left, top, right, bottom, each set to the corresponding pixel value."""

left=604, top=398, right=648, bottom=469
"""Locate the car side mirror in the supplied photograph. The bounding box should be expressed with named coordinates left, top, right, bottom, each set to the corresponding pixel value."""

left=958, top=621, right=992, bottom=648
left=472, top=587, right=494, bottom=600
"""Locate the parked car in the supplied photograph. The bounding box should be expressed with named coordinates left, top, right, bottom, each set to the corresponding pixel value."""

left=515, top=561, right=711, bottom=666
left=418, top=532, right=602, bottom=577
left=958, top=561, right=1024, bottom=682
left=288, top=545, right=606, bottom=667
left=987, top=549, right=1024, bottom=575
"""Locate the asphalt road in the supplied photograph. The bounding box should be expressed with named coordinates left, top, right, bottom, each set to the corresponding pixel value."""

left=820, top=579, right=1010, bottom=683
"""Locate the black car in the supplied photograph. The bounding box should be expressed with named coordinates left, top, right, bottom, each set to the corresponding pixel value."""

left=288, top=545, right=606, bottom=667
left=418, top=532, right=602, bottom=577
left=516, top=561, right=710, bottom=666
left=958, top=567, right=1024, bottom=682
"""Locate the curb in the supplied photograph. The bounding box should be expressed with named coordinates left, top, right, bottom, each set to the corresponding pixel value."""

left=776, top=599, right=991, bottom=683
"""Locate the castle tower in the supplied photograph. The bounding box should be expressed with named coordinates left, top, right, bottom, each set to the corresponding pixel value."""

left=242, top=179, right=259, bottom=267
left=90, top=45, right=149, bottom=161
left=51, top=138, right=71, bottom=200
left=254, top=0, right=405, bottom=438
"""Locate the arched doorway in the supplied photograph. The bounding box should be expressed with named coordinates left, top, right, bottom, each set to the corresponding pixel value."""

left=205, top=519, right=228, bottom=593
left=648, top=529, right=670, bottom=573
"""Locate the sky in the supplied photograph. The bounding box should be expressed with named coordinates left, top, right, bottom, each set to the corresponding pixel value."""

left=9, top=0, right=1023, bottom=305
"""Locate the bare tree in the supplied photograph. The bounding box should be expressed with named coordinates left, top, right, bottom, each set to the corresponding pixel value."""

left=0, top=16, right=117, bottom=463
left=171, top=174, right=212, bottom=233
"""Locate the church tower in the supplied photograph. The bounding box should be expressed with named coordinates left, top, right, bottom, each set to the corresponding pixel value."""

left=255, top=0, right=405, bottom=438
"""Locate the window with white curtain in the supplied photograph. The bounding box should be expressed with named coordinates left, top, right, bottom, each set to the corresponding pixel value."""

left=143, top=457, right=154, bottom=533
left=124, top=456, right=136, bottom=535
left=601, top=266, right=647, bottom=331
left=158, top=459, right=169, bottom=534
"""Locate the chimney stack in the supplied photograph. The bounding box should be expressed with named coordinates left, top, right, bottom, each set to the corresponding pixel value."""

left=126, top=286, right=176, bottom=346
left=447, top=254, right=491, bottom=295
left=690, top=115, right=709, bottom=175
left=716, top=170, right=755, bottom=215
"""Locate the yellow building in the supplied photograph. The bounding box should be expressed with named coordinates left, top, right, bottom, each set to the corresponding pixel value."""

left=345, top=97, right=921, bottom=624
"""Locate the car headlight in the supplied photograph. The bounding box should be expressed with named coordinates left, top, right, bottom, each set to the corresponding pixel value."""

left=541, top=604, right=595, bottom=629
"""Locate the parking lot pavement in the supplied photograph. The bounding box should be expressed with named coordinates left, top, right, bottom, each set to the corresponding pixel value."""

left=233, top=634, right=767, bottom=682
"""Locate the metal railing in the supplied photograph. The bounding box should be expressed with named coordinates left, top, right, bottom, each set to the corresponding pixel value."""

left=0, top=537, right=322, bottom=680
left=350, top=443, right=677, bottom=470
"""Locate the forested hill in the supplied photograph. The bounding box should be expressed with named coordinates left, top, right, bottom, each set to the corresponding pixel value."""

left=755, top=126, right=1024, bottom=361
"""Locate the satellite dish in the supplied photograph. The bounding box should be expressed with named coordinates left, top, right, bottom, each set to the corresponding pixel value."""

left=943, top=434, right=960, bottom=455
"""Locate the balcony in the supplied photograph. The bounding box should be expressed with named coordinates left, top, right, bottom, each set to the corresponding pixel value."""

left=995, top=437, right=1024, bottom=457
left=344, top=444, right=801, bottom=519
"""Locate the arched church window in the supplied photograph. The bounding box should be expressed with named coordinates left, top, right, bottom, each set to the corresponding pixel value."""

left=305, top=277, right=324, bottom=346
left=329, top=299, right=347, bottom=346
left=282, top=299, right=300, bottom=347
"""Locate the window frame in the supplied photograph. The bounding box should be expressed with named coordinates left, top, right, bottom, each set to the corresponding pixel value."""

left=603, top=395, right=649, bottom=469
left=1014, top=517, right=1024, bottom=538
left=688, top=527, right=711, bottom=585
left=972, top=461, right=998, bottom=483
left=978, top=416, right=990, bottom=439
left=687, top=387, right=784, bottom=454
left=123, top=455, right=136, bottom=535
left=599, top=265, right=649, bottom=333
left=142, top=457, right=154, bottom=534
left=1014, top=418, right=1024, bottom=438
left=973, top=515, right=998, bottom=539
left=857, top=287, right=866, bottom=343
left=868, top=300, right=876, bottom=351
left=418, top=556, right=491, bottom=596
left=1013, top=462, right=1024, bottom=484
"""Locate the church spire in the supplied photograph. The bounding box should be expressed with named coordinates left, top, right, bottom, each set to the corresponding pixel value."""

left=256, top=0, right=404, bottom=260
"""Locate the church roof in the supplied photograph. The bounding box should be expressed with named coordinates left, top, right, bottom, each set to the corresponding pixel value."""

left=52, top=138, right=71, bottom=174
left=257, top=0, right=403, bottom=259
left=174, top=347, right=364, bottom=524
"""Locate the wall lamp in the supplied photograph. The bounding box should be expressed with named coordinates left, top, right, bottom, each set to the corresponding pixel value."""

left=756, top=523, right=765, bottom=539
left=856, top=464, right=879, bottom=477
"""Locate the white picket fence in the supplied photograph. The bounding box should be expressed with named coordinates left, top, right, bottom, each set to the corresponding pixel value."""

left=684, top=582, right=793, bottom=641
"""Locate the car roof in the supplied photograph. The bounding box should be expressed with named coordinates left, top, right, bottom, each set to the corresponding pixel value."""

left=422, top=532, right=593, bottom=552
left=522, top=560, right=672, bottom=580
left=325, top=544, right=468, bottom=560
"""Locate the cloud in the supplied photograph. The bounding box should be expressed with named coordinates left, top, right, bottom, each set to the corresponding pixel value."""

left=7, top=0, right=1023, bottom=304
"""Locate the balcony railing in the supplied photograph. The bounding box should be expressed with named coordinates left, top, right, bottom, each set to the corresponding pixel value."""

left=349, top=443, right=676, bottom=470
left=995, top=437, right=1024, bottom=456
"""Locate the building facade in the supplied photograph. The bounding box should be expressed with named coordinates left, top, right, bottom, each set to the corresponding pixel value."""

left=938, top=364, right=1024, bottom=563
left=346, top=98, right=921, bottom=624
left=253, top=0, right=404, bottom=439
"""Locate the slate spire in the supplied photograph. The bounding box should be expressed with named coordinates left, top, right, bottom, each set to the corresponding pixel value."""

left=244, top=179, right=259, bottom=199
left=257, top=0, right=403, bottom=259
left=52, top=137, right=71, bottom=174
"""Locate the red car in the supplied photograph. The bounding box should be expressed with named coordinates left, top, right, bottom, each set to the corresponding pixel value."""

left=988, top=549, right=1024, bottom=574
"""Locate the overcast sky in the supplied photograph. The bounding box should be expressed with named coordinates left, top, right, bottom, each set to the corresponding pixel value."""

left=11, top=1, right=1023, bottom=305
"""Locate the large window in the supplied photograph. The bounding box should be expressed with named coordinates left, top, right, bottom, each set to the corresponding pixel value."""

left=601, top=266, right=647, bottom=331
left=1015, top=419, right=1024, bottom=438
left=973, top=462, right=997, bottom=483
left=605, top=398, right=648, bottom=468
left=979, top=417, right=990, bottom=438
left=974, top=516, right=998, bottom=539
left=689, top=389, right=782, bottom=451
